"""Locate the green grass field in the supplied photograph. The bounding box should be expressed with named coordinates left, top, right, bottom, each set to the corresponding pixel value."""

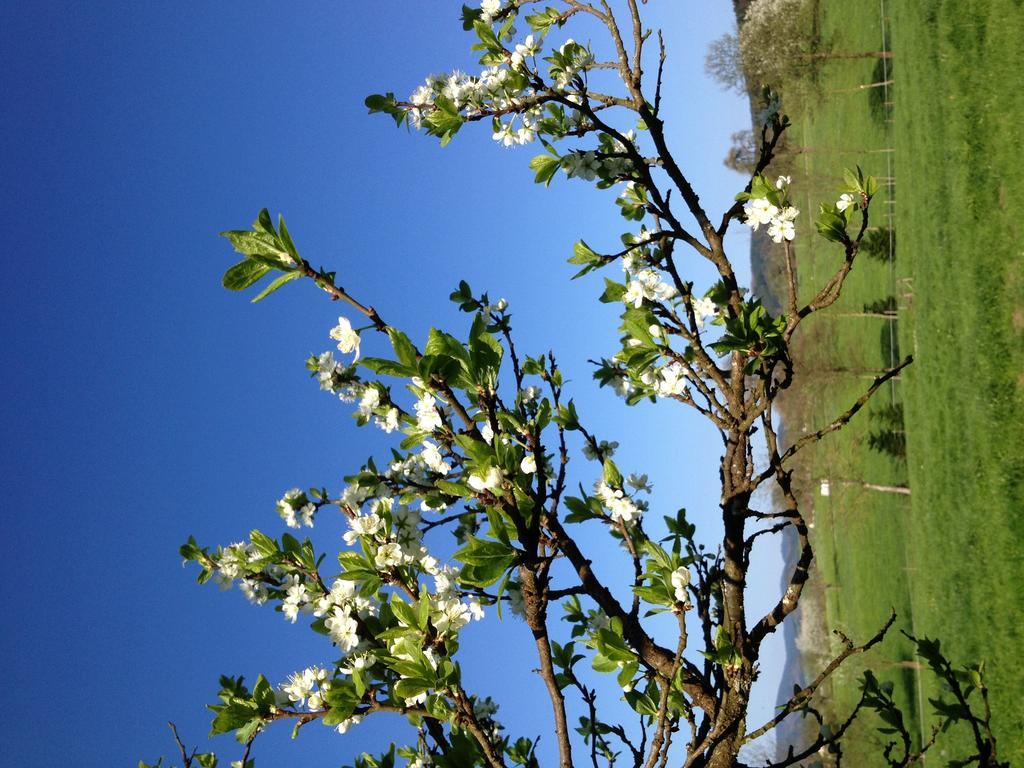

left=763, top=0, right=1024, bottom=763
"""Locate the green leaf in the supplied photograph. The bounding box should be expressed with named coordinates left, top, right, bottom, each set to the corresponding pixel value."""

left=361, top=357, right=415, bottom=378
left=391, top=596, right=421, bottom=629
left=599, top=278, right=626, bottom=304
left=393, top=677, right=433, bottom=702
left=388, top=328, right=420, bottom=368
left=251, top=269, right=302, bottom=302
left=222, top=259, right=270, bottom=291
left=529, top=154, right=561, bottom=186
left=277, top=215, right=300, bottom=262
left=602, top=459, right=622, bottom=487
left=454, top=537, right=515, bottom=587
left=255, top=208, right=274, bottom=234
left=209, top=699, right=259, bottom=735
left=252, top=674, right=275, bottom=715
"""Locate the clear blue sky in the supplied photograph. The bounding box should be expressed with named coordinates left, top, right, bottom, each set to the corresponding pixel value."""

left=0, top=2, right=785, bottom=765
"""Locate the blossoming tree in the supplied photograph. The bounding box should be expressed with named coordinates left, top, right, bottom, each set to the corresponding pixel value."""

left=154, top=2, right=1006, bottom=767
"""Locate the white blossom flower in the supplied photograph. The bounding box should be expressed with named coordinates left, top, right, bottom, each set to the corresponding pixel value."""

left=433, top=565, right=460, bottom=599
left=358, top=386, right=380, bottom=418
left=582, top=440, right=618, bottom=460
left=375, top=407, right=400, bottom=433
left=775, top=175, right=791, bottom=189
left=622, top=268, right=676, bottom=308
left=480, top=0, right=501, bottom=22
left=611, top=375, right=634, bottom=399
left=421, top=441, right=451, bottom=475
left=563, top=151, right=602, bottom=180
left=374, top=541, right=406, bottom=570
left=415, top=392, right=444, bottom=433
left=767, top=215, right=796, bottom=244
left=325, top=606, right=360, bottom=651
left=343, top=512, right=383, bottom=546
left=334, top=714, right=363, bottom=734
left=329, top=317, right=361, bottom=359
left=480, top=422, right=495, bottom=444
left=392, top=504, right=421, bottom=535
left=315, top=577, right=358, bottom=616
left=404, top=691, right=428, bottom=708
left=297, top=503, right=315, bottom=528
left=282, top=574, right=309, bottom=623
left=239, top=579, right=269, bottom=605
left=671, top=567, right=691, bottom=602
left=409, top=84, right=434, bottom=108
left=467, top=466, right=504, bottom=493
left=595, top=481, right=642, bottom=524
left=276, top=488, right=306, bottom=529
left=521, top=385, right=541, bottom=402
left=339, top=652, right=377, bottom=676
left=432, top=597, right=473, bottom=635
left=468, top=597, right=485, bottom=621
left=316, top=351, right=342, bottom=391
left=692, top=296, right=717, bottom=323
left=743, top=198, right=779, bottom=230
left=626, top=473, right=653, bottom=493
left=520, top=454, right=537, bottom=474
left=281, top=666, right=328, bottom=708
left=836, top=192, right=855, bottom=212
left=340, top=483, right=370, bottom=511
left=510, top=34, right=540, bottom=68
left=655, top=362, right=688, bottom=398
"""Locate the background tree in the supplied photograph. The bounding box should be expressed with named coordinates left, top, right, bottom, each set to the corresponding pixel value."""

left=705, top=33, right=746, bottom=94
left=149, top=3, right=1005, bottom=768
left=723, top=129, right=758, bottom=175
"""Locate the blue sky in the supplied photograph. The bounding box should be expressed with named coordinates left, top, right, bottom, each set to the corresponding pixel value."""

left=0, top=2, right=785, bottom=765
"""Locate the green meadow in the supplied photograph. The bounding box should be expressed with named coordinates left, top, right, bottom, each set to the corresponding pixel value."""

left=758, top=0, right=1024, bottom=762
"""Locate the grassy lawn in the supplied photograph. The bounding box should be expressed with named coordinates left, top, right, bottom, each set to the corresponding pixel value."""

left=762, top=0, right=1024, bottom=763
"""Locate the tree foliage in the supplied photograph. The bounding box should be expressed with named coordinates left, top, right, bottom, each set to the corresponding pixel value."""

left=148, top=4, right=1006, bottom=768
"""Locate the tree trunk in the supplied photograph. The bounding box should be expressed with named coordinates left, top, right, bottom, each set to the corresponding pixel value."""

left=704, top=437, right=755, bottom=767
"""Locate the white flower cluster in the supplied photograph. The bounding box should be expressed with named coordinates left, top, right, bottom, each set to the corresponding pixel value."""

left=214, top=541, right=272, bottom=604
left=277, top=488, right=316, bottom=529
left=743, top=176, right=799, bottom=244
left=409, top=66, right=532, bottom=129
left=356, top=385, right=401, bottom=433
left=603, top=132, right=637, bottom=178
left=282, top=574, right=314, bottom=623
left=431, top=595, right=485, bottom=636
left=639, top=361, right=689, bottom=399
left=492, top=114, right=538, bottom=146
left=692, top=295, right=718, bottom=328
left=562, top=150, right=602, bottom=180
left=509, top=34, right=541, bottom=69
left=479, top=0, right=502, bottom=22
left=468, top=466, right=505, bottom=493
left=315, top=351, right=346, bottom=391
left=594, top=480, right=646, bottom=525
left=552, top=39, right=596, bottom=89
left=623, top=267, right=677, bottom=308
left=420, top=440, right=451, bottom=475
left=281, top=666, right=330, bottom=710
left=671, top=567, right=691, bottom=603
left=414, top=391, right=444, bottom=432
left=582, top=439, right=618, bottom=460
left=341, top=496, right=428, bottom=578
